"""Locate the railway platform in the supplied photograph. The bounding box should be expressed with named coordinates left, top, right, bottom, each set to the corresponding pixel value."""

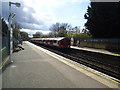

left=2, top=41, right=120, bottom=89
left=71, top=46, right=120, bottom=56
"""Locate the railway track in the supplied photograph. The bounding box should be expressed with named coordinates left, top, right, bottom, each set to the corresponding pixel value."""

left=32, top=42, right=120, bottom=80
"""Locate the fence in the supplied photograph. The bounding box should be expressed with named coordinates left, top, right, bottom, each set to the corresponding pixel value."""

left=72, top=38, right=120, bottom=52
left=2, top=35, right=10, bottom=61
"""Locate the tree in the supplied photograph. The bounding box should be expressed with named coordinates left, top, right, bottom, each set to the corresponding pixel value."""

left=84, top=2, right=120, bottom=38
left=58, top=29, right=67, bottom=37
left=48, top=32, right=55, bottom=38
left=20, top=31, right=29, bottom=41
left=12, top=22, right=29, bottom=41
left=13, top=22, right=21, bottom=40
left=49, top=22, right=60, bottom=37
left=49, top=22, right=71, bottom=37
left=33, top=31, right=43, bottom=38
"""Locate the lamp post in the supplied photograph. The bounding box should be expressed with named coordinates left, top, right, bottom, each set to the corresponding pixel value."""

left=8, top=2, right=21, bottom=62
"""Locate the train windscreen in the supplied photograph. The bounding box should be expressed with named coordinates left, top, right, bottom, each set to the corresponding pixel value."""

left=60, top=39, right=70, bottom=46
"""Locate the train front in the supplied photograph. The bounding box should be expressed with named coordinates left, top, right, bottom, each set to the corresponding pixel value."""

left=58, top=38, right=71, bottom=48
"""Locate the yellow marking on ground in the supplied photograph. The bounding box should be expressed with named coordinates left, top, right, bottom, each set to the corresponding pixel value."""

left=27, top=41, right=120, bottom=88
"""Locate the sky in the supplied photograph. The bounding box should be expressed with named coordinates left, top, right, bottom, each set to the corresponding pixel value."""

left=1, top=0, right=91, bottom=36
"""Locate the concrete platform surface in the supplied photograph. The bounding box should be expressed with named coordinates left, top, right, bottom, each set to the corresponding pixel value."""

left=71, top=46, right=120, bottom=56
left=2, top=41, right=118, bottom=88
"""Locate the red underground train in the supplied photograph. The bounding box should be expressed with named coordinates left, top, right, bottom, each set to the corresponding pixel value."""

left=30, top=37, right=71, bottom=48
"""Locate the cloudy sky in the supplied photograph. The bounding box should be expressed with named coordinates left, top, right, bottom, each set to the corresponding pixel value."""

left=1, top=0, right=90, bottom=35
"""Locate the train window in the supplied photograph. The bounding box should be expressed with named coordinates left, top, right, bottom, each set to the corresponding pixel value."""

left=61, top=39, right=70, bottom=45
left=50, top=40, right=52, bottom=42
left=54, top=40, right=57, bottom=43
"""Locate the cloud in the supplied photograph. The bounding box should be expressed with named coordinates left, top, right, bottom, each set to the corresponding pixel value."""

left=2, top=0, right=22, bottom=2
left=18, top=0, right=70, bottom=31
left=20, top=28, right=51, bottom=35
left=73, top=0, right=90, bottom=2
left=23, top=7, right=28, bottom=12
left=71, top=15, right=77, bottom=19
left=19, top=0, right=69, bottom=28
left=1, top=0, right=90, bottom=35
left=19, top=23, right=44, bottom=30
left=22, top=0, right=68, bottom=9
left=2, top=2, right=51, bottom=32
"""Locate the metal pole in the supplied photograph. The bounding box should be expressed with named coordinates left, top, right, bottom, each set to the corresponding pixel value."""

left=8, top=2, right=13, bottom=62
left=8, top=2, right=21, bottom=62
left=0, top=2, right=2, bottom=89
